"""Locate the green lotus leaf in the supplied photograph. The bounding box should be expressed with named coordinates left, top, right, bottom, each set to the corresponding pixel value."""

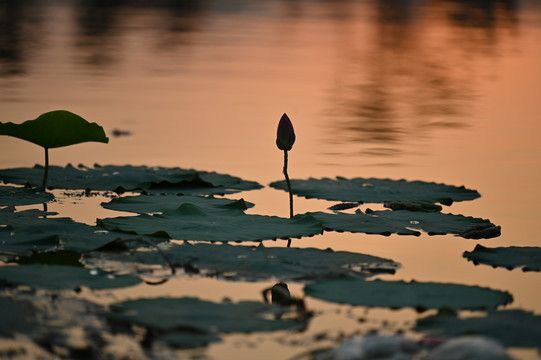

left=310, top=209, right=499, bottom=239
left=0, top=209, right=161, bottom=256
left=101, top=194, right=253, bottom=214
left=0, top=185, right=54, bottom=206
left=310, top=210, right=421, bottom=236
left=84, top=243, right=399, bottom=281
left=98, top=204, right=323, bottom=242
left=416, top=309, right=541, bottom=348
left=0, top=110, right=109, bottom=149
left=463, top=245, right=541, bottom=271
left=368, top=209, right=499, bottom=238
left=304, top=277, right=512, bottom=310
left=0, top=297, right=33, bottom=336
left=0, top=264, right=141, bottom=290
left=270, top=177, right=480, bottom=205
left=108, top=297, right=303, bottom=348
left=0, top=164, right=262, bottom=194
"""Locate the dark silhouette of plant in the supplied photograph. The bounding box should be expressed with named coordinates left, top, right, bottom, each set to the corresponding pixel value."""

left=276, top=113, right=296, bottom=218
left=0, top=110, right=109, bottom=189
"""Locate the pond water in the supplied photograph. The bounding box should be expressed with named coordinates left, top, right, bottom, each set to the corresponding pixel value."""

left=1, top=0, right=541, bottom=359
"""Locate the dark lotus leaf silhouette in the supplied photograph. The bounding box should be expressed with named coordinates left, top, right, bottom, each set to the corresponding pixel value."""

left=270, top=177, right=480, bottom=205
left=464, top=244, right=541, bottom=271
left=304, top=277, right=512, bottom=310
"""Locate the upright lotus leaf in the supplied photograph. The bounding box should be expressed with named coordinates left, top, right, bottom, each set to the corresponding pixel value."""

left=416, top=310, right=541, bottom=348
left=0, top=264, right=141, bottom=290
left=0, top=209, right=162, bottom=255
left=84, top=243, right=399, bottom=281
left=101, top=194, right=253, bottom=214
left=0, top=110, right=109, bottom=148
left=108, top=297, right=303, bottom=348
left=270, top=177, right=480, bottom=205
left=98, top=203, right=323, bottom=242
left=0, top=164, right=262, bottom=194
left=0, top=185, right=54, bottom=206
left=0, top=111, right=109, bottom=188
left=304, top=277, right=512, bottom=310
left=463, top=245, right=541, bottom=271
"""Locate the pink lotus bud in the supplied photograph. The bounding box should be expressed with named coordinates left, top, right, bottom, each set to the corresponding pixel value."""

left=276, top=113, right=296, bottom=151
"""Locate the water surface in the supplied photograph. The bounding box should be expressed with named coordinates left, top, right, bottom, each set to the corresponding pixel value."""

left=1, top=1, right=541, bottom=359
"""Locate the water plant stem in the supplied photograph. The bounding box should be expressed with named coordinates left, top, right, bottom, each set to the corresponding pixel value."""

left=41, top=147, right=49, bottom=190
left=283, top=150, right=293, bottom=218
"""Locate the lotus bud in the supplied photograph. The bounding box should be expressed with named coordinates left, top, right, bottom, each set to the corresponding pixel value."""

left=276, top=113, right=296, bottom=151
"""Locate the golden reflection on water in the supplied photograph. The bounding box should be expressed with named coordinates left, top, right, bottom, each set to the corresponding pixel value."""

left=1, top=0, right=541, bottom=359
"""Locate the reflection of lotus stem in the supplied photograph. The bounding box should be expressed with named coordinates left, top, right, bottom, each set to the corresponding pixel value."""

left=41, top=147, right=49, bottom=189
left=283, top=150, right=293, bottom=218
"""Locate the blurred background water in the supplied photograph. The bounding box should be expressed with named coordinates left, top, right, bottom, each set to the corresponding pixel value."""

left=1, top=0, right=541, bottom=359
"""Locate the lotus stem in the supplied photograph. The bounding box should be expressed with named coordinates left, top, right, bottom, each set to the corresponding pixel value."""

left=283, top=150, right=293, bottom=218
left=41, top=147, right=49, bottom=190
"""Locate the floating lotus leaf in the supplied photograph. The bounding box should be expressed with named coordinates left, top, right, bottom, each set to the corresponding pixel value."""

left=310, top=209, right=498, bottom=238
left=415, top=310, right=541, bottom=348
left=98, top=204, right=323, bottom=242
left=0, top=209, right=158, bottom=256
left=84, top=243, right=399, bottom=281
left=368, top=209, right=499, bottom=238
left=0, top=297, right=32, bottom=336
left=270, top=177, right=480, bottom=205
left=101, top=194, right=253, bottom=214
left=310, top=210, right=421, bottom=236
left=0, top=185, right=54, bottom=206
left=0, top=264, right=141, bottom=290
left=0, top=164, right=262, bottom=194
left=108, top=297, right=303, bottom=348
left=0, top=110, right=109, bottom=149
left=304, top=277, right=512, bottom=310
left=463, top=245, right=541, bottom=271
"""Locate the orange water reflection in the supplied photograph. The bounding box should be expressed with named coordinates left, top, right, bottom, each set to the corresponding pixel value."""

left=1, top=0, right=541, bottom=358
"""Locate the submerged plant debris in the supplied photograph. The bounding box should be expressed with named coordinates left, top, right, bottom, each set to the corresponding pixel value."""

left=98, top=203, right=323, bottom=242
left=463, top=244, right=541, bottom=271
left=270, top=177, right=480, bottom=205
left=0, top=164, right=262, bottom=194
left=304, top=277, right=512, bottom=310
left=83, top=242, right=399, bottom=281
